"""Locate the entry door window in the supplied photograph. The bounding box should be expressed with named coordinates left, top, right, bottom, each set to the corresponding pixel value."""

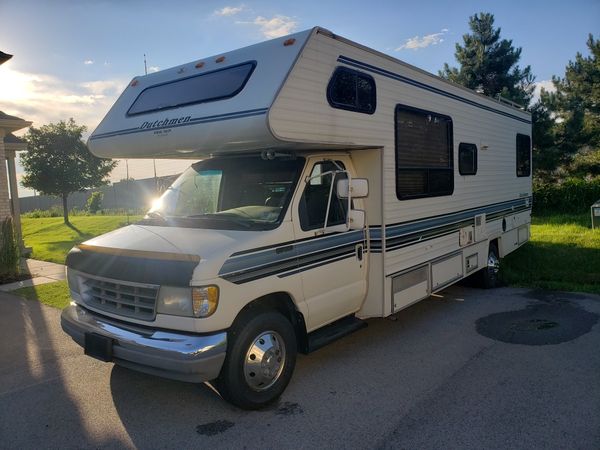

left=299, top=161, right=348, bottom=231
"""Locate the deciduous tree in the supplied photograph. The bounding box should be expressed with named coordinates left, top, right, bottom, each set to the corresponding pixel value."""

left=21, top=119, right=116, bottom=223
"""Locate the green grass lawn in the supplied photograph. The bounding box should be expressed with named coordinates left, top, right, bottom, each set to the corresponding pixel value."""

left=14, top=280, right=71, bottom=309
left=14, top=213, right=599, bottom=312
left=502, top=214, right=600, bottom=294
left=22, top=215, right=142, bottom=264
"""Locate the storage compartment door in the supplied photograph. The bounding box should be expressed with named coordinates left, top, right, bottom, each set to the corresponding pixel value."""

left=431, top=253, right=463, bottom=291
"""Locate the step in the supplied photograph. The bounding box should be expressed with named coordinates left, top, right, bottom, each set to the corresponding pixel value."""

left=305, top=315, right=367, bottom=353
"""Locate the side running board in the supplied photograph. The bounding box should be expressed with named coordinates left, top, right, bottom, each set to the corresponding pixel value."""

left=304, top=315, right=367, bottom=353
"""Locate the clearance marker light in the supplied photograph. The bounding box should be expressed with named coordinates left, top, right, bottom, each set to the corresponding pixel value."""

left=195, top=61, right=205, bottom=69
left=215, top=56, right=225, bottom=63
left=283, top=38, right=296, bottom=46
left=130, top=79, right=139, bottom=87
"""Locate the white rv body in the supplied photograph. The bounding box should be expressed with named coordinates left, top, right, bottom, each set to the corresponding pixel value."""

left=63, top=27, right=531, bottom=408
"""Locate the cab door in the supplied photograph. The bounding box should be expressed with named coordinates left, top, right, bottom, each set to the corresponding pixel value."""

left=290, top=156, right=367, bottom=331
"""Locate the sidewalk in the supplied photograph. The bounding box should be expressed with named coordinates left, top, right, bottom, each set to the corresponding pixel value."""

left=0, top=258, right=66, bottom=292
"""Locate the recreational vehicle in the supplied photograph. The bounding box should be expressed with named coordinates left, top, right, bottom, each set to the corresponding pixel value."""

left=61, top=27, right=532, bottom=409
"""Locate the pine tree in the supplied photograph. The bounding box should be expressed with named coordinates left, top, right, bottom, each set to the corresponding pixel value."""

left=535, top=34, right=599, bottom=179
left=440, top=12, right=535, bottom=106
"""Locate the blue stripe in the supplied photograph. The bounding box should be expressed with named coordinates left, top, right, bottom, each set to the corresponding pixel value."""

left=89, top=108, right=269, bottom=140
left=219, top=230, right=364, bottom=279
left=337, top=56, right=531, bottom=125
left=218, top=197, right=531, bottom=283
left=385, top=198, right=529, bottom=240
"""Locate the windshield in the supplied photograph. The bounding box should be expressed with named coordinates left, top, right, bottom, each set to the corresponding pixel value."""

left=143, top=156, right=305, bottom=230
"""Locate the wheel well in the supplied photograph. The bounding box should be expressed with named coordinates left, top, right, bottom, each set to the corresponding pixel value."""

left=233, top=293, right=309, bottom=354
left=489, top=238, right=500, bottom=257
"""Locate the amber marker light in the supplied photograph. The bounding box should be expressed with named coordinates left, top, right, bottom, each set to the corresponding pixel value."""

left=283, top=38, right=296, bottom=46
left=192, top=286, right=219, bottom=318
left=130, top=79, right=139, bottom=87
left=195, top=61, right=205, bottom=68
left=215, top=56, right=225, bottom=63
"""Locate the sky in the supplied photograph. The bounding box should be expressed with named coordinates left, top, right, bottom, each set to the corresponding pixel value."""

left=1, top=0, right=598, bottom=197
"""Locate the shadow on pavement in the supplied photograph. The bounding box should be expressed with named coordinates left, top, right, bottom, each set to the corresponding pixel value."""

left=0, top=294, right=120, bottom=447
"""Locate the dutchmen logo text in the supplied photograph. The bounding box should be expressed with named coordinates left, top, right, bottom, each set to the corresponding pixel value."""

left=140, top=116, right=191, bottom=130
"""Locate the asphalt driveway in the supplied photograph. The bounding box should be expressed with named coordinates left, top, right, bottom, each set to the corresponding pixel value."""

left=1, top=286, right=599, bottom=449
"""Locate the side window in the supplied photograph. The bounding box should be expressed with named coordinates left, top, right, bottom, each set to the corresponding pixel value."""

left=299, top=161, right=348, bottom=231
left=395, top=105, right=454, bottom=200
left=516, top=134, right=531, bottom=177
left=458, top=143, right=478, bottom=175
left=327, top=67, right=376, bottom=115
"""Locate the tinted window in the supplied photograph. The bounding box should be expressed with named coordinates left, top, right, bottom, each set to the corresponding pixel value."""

left=327, top=67, right=376, bottom=114
left=300, top=161, right=348, bottom=230
left=458, top=143, right=478, bottom=175
left=516, top=134, right=531, bottom=177
left=395, top=105, right=454, bottom=200
left=128, top=62, right=256, bottom=116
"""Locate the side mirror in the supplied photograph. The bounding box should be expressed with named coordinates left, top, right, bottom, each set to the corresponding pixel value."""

left=337, top=178, right=369, bottom=199
left=348, top=209, right=366, bottom=230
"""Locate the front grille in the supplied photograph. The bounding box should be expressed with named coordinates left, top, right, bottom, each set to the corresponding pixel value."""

left=80, top=274, right=159, bottom=321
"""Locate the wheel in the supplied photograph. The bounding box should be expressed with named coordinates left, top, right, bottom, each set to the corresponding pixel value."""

left=216, top=310, right=297, bottom=410
left=477, top=242, right=500, bottom=289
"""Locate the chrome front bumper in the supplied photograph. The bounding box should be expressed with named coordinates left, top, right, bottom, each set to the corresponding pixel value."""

left=61, top=304, right=227, bottom=383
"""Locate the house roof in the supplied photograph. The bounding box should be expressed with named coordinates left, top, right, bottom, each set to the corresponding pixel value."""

left=0, top=51, right=13, bottom=65
left=0, top=111, right=32, bottom=133
left=0, top=111, right=25, bottom=121
left=4, top=133, right=25, bottom=144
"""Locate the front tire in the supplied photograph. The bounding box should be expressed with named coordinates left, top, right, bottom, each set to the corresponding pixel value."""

left=216, top=311, right=297, bottom=410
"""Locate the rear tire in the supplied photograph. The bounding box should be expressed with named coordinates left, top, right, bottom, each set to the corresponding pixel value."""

left=477, top=242, right=500, bottom=289
left=216, top=311, right=297, bottom=410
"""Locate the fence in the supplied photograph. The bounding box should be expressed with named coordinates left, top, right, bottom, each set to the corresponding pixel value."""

left=19, top=175, right=179, bottom=213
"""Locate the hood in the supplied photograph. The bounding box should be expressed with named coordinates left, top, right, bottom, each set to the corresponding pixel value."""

left=83, top=223, right=245, bottom=259
left=66, top=223, right=284, bottom=286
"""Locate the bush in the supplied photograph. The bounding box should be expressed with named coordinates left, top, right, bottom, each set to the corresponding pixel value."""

left=533, top=177, right=600, bottom=215
left=86, top=192, right=103, bottom=214
left=22, top=206, right=63, bottom=218
left=0, top=217, right=20, bottom=278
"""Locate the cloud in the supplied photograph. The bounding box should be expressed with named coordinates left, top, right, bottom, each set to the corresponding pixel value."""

left=148, top=66, right=160, bottom=73
left=252, top=15, right=297, bottom=39
left=532, top=79, right=556, bottom=103
left=0, top=67, right=127, bottom=136
left=83, top=59, right=94, bottom=65
left=214, top=5, right=244, bottom=16
left=396, top=29, right=448, bottom=51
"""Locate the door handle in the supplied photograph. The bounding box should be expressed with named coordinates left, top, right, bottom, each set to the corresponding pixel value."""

left=355, top=244, right=363, bottom=261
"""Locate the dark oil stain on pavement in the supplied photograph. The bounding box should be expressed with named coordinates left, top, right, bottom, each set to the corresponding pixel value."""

left=275, top=402, right=304, bottom=416
left=196, top=420, right=235, bottom=436
left=476, top=290, right=598, bottom=345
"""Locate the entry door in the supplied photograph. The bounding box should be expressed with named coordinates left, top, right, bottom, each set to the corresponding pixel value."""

left=291, top=156, right=367, bottom=331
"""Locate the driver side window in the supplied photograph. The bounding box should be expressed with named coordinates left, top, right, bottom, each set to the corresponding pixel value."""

left=299, top=161, right=348, bottom=231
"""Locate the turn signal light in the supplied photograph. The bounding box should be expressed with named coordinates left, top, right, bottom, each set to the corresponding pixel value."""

left=192, top=286, right=219, bottom=317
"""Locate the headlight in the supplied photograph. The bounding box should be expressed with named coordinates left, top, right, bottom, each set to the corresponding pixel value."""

left=66, top=268, right=81, bottom=294
left=192, top=286, right=219, bottom=318
left=156, top=285, right=219, bottom=318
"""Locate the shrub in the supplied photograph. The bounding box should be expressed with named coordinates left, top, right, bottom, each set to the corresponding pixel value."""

left=0, top=217, right=20, bottom=278
left=86, top=192, right=104, bottom=214
left=22, top=206, right=63, bottom=218
left=533, top=177, right=600, bottom=215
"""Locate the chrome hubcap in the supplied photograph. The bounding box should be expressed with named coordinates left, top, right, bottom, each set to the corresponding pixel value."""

left=488, top=250, right=500, bottom=276
left=243, top=331, right=286, bottom=391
